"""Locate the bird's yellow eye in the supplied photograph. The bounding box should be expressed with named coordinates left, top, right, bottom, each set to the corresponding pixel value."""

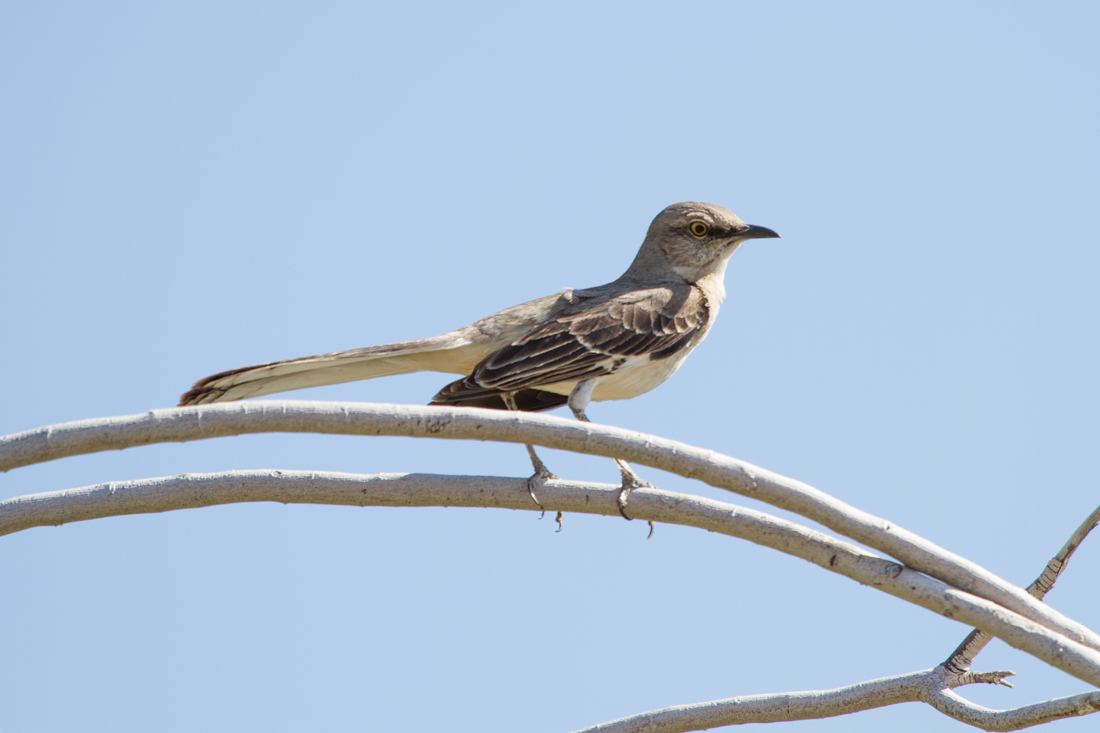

left=690, top=222, right=708, bottom=237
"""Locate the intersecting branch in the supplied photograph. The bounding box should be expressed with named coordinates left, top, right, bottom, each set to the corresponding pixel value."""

left=1, top=402, right=1098, bottom=730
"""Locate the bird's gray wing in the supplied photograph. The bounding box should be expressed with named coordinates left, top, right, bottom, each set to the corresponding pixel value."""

left=431, top=284, right=708, bottom=405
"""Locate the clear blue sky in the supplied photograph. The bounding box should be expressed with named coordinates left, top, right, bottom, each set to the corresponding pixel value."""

left=3, top=2, right=1099, bottom=731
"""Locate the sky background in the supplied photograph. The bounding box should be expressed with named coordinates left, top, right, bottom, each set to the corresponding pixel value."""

left=3, top=2, right=1099, bottom=731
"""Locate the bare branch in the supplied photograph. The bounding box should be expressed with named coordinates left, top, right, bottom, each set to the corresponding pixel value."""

left=4, top=469, right=1100, bottom=691
left=925, top=688, right=1100, bottom=731
left=570, top=671, right=926, bottom=732
left=947, top=502, right=1100, bottom=674
left=573, top=666, right=1100, bottom=733
left=1, top=401, right=1096, bottom=657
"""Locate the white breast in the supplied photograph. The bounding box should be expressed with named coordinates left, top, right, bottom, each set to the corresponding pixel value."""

left=589, top=354, right=690, bottom=401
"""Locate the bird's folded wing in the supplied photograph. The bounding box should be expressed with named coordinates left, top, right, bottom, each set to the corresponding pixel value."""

left=446, top=285, right=709, bottom=395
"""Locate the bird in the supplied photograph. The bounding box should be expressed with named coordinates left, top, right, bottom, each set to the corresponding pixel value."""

left=179, top=202, right=779, bottom=517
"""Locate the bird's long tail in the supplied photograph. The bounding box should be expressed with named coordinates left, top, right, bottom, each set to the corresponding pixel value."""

left=178, top=330, right=486, bottom=406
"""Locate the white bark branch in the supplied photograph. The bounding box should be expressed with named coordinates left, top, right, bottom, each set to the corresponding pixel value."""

left=925, top=688, right=1100, bottom=731
left=571, top=670, right=928, bottom=732
left=571, top=501, right=1100, bottom=731
left=17, top=447, right=1095, bottom=733
left=573, top=668, right=1100, bottom=733
left=4, top=469, right=1100, bottom=693
left=1, top=400, right=1096, bottom=659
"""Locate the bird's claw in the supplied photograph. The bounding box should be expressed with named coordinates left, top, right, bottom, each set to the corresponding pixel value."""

left=616, top=465, right=652, bottom=521
left=526, top=467, right=558, bottom=519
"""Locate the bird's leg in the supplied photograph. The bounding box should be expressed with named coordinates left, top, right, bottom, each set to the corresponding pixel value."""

left=502, top=392, right=556, bottom=513
left=567, top=380, right=652, bottom=522
left=524, top=443, right=557, bottom=483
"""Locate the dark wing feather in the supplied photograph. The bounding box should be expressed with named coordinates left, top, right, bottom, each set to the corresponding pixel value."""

left=429, top=384, right=569, bottom=412
left=430, top=285, right=709, bottom=409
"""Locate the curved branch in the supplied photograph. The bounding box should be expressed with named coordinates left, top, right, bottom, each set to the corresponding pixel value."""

left=4, top=470, right=1100, bottom=690
left=571, top=671, right=926, bottom=732
left=1, top=401, right=1096, bottom=658
left=14, top=472, right=1098, bottom=730
left=574, top=667, right=1100, bottom=733
left=924, top=688, right=1100, bottom=731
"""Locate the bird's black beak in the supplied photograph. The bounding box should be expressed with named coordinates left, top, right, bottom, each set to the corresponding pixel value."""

left=739, top=224, right=780, bottom=240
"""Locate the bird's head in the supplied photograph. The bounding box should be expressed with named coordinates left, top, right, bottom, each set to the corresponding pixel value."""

left=622, top=202, right=779, bottom=289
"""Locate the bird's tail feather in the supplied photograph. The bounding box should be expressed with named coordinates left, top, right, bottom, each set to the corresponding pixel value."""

left=179, top=330, right=486, bottom=405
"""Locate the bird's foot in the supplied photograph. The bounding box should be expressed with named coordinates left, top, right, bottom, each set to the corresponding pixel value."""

left=615, top=463, right=652, bottom=521
left=523, top=444, right=558, bottom=518
left=526, top=465, right=558, bottom=519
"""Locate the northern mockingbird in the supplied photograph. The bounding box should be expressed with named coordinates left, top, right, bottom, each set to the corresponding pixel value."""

left=180, top=202, right=779, bottom=517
